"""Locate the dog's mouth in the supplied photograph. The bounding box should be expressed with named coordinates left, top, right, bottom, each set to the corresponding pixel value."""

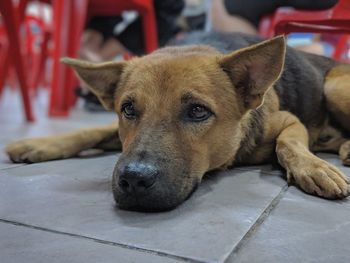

left=113, top=192, right=181, bottom=212
left=111, top=152, right=201, bottom=211
left=112, top=178, right=200, bottom=212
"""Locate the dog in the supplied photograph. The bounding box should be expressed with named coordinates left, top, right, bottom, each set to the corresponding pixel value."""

left=5, top=32, right=350, bottom=211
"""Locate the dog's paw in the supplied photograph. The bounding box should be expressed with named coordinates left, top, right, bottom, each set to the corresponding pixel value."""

left=288, top=157, right=350, bottom=199
left=5, top=138, right=67, bottom=163
left=339, top=141, right=350, bottom=166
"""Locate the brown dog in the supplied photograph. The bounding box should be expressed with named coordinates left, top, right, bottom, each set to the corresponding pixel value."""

left=6, top=32, right=350, bottom=211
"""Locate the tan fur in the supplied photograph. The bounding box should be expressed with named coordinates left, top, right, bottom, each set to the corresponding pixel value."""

left=246, top=86, right=281, bottom=163
left=339, top=141, right=350, bottom=166
left=5, top=36, right=350, bottom=209
left=324, top=66, right=350, bottom=131
left=267, top=111, right=349, bottom=198
left=322, top=65, right=350, bottom=166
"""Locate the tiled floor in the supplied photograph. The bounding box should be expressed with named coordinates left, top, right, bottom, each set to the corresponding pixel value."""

left=1, top=91, right=350, bottom=263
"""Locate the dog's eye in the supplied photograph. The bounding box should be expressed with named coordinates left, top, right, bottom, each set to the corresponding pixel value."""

left=121, top=102, right=136, bottom=119
left=186, top=104, right=212, bottom=122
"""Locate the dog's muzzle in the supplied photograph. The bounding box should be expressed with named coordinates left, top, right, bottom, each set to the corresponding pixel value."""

left=112, top=157, right=196, bottom=212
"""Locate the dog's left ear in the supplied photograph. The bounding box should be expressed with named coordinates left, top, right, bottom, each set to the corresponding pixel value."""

left=219, top=35, right=285, bottom=110
left=61, top=58, right=127, bottom=110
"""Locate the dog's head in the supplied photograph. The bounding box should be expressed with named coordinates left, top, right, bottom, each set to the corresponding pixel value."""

left=63, top=36, right=285, bottom=211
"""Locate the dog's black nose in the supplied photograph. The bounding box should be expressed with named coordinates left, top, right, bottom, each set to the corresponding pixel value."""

left=118, top=162, right=158, bottom=194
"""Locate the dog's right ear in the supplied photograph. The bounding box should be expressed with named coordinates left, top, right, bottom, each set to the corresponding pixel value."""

left=61, top=58, right=126, bottom=111
left=219, top=36, right=285, bottom=111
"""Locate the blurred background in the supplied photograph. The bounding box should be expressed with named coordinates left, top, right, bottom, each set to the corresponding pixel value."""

left=0, top=0, right=349, bottom=122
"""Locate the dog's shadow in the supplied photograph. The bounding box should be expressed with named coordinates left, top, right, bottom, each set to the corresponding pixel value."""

left=202, top=159, right=285, bottom=189
left=113, top=162, right=286, bottom=227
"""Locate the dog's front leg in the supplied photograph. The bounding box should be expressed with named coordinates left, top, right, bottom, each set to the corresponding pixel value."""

left=6, top=123, right=120, bottom=163
left=271, top=111, right=350, bottom=199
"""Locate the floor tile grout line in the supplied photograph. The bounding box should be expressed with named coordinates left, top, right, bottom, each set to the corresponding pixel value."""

left=0, top=218, right=205, bottom=263
left=223, top=184, right=289, bottom=263
left=0, top=164, right=27, bottom=171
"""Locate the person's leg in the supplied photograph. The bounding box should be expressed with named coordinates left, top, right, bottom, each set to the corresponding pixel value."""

left=79, top=37, right=129, bottom=63
left=77, top=30, right=107, bottom=107
left=79, top=29, right=104, bottom=60
left=211, top=0, right=257, bottom=34
left=77, top=17, right=127, bottom=110
left=294, top=42, right=325, bottom=56
left=98, top=38, right=129, bottom=61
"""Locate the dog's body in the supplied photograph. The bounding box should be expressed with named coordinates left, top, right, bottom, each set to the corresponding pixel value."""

left=6, top=32, right=350, bottom=211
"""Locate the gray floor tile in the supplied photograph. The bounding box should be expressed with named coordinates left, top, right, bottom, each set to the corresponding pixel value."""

left=0, top=155, right=286, bottom=263
left=229, top=154, right=350, bottom=263
left=0, top=222, right=181, bottom=263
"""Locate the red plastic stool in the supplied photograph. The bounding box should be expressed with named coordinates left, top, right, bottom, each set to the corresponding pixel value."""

left=49, top=0, right=158, bottom=117
left=1, top=5, right=51, bottom=94
left=0, top=0, right=34, bottom=121
left=259, top=0, right=350, bottom=62
left=88, top=0, right=158, bottom=53
left=259, top=0, right=350, bottom=37
left=24, top=14, right=52, bottom=92
left=333, top=35, right=350, bottom=60
left=0, top=22, right=10, bottom=97
left=272, top=0, right=350, bottom=36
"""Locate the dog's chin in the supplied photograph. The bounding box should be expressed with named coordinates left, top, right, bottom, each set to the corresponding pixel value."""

left=113, top=191, right=185, bottom=212
left=116, top=200, right=179, bottom=212
left=113, top=183, right=199, bottom=212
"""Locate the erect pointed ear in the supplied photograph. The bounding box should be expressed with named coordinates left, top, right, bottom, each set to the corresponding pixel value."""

left=61, top=58, right=126, bottom=111
left=219, top=35, right=285, bottom=110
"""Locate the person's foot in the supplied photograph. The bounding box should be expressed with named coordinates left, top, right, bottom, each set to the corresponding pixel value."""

left=295, top=42, right=326, bottom=56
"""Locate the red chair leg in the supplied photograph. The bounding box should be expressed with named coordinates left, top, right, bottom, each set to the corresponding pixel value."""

left=333, top=35, right=350, bottom=61
left=0, top=0, right=34, bottom=121
left=67, top=0, right=89, bottom=107
left=49, top=0, right=88, bottom=117
left=49, top=0, right=70, bottom=116
left=0, top=45, right=10, bottom=97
